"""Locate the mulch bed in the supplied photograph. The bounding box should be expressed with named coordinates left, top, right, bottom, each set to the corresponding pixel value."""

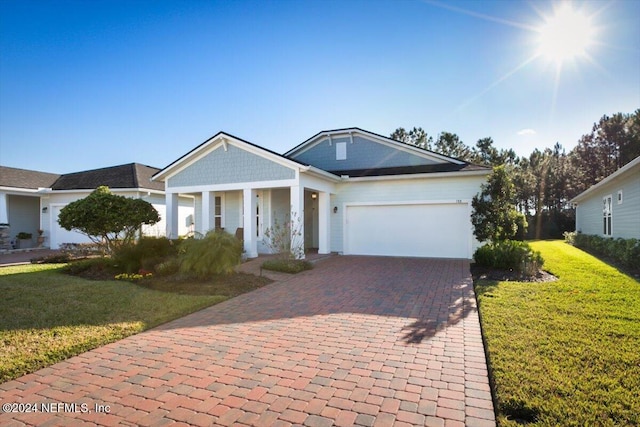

left=471, top=265, right=558, bottom=283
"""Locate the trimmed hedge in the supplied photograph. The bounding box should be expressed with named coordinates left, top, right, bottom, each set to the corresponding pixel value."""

left=573, top=234, right=640, bottom=270
left=474, top=240, right=544, bottom=276
left=262, top=258, right=313, bottom=274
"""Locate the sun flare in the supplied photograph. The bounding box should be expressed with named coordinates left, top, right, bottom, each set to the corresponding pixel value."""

left=537, top=4, right=595, bottom=64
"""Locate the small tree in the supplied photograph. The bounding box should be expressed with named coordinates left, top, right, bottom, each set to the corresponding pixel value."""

left=57, top=186, right=160, bottom=254
left=471, top=166, right=526, bottom=243
left=263, top=211, right=305, bottom=260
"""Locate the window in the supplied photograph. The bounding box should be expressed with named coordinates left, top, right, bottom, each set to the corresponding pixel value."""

left=617, top=190, right=623, bottom=205
left=214, top=196, right=223, bottom=229
left=336, top=142, right=347, bottom=160
left=603, top=195, right=612, bottom=236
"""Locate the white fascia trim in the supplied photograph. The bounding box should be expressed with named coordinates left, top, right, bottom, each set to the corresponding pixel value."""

left=343, top=169, right=490, bottom=182
left=571, top=156, right=640, bottom=203
left=301, top=165, right=342, bottom=182
left=166, top=179, right=299, bottom=194
left=154, top=133, right=302, bottom=182
left=0, top=186, right=41, bottom=194
left=287, top=128, right=465, bottom=165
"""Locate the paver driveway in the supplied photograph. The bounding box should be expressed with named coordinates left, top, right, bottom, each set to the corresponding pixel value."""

left=0, top=256, right=495, bottom=427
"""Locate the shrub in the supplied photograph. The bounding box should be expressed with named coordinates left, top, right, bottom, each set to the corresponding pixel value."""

left=113, top=237, right=178, bottom=273
left=263, top=212, right=305, bottom=260
left=62, top=257, right=118, bottom=276
left=262, top=258, right=313, bottom=274
left=155, top=258, right=181, bottom=277
left=30, top=253, right=72, bottom=264
left=563, top=231, right=576, bottom=245
left=574, top=234, right=640, bottom=270
left=474, top=240, right=544, bottom=275
left=179, top=230, right=242, bottom=278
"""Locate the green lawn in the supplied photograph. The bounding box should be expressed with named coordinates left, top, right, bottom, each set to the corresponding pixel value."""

left=0, top=264, right=227, bottom=383
left=476, top=240, right=640, bottom=426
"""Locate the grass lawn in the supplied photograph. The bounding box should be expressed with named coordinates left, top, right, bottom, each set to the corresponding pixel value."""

left=475, top=240, right=640, bottom=426
left=0, top=264, right=262, bottom=383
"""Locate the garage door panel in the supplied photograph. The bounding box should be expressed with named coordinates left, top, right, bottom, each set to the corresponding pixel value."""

left=345, top=203, right=469, bottom=258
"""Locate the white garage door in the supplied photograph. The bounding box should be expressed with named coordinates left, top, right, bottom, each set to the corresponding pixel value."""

left=50, top=205, right=92, bottom=249
left=345, top=203, right=470, bottom=258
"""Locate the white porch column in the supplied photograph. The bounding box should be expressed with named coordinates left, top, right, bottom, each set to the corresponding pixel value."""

left=0, top=192, right=8, bottom=224
left=201, top=191, right=215, bottom=234
left=243, top=188, right=258, bottom=258
left=290, top=185, right=305, bottom=259
left=318, top=191, right=331, bottom=254
left=166, top=192, right=179, bottom=239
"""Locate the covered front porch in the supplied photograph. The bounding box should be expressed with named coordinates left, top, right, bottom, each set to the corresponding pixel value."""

left=165, top=183, right=333, bottom=259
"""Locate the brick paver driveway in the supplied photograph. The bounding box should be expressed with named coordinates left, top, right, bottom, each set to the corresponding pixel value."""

left=0, top=256, right=495, bottom=427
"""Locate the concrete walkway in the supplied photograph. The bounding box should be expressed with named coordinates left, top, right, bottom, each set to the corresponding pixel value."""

left=0, top=256, right=495, bottom=427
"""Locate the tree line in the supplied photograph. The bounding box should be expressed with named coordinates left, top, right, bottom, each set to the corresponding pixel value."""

left=391, top=109, right=640, bottom=239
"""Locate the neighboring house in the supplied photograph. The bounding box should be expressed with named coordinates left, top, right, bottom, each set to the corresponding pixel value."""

left=153, top=128, right=491, bottom=259
left=0, top=163, right=194, bottom=250
left=571, top=156, right=640, bottom=240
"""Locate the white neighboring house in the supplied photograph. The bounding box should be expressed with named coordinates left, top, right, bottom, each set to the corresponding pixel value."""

left=153, top=128, right=491, bottom=259
left=571, top=156, right=640, bottom=239
left=0, top=163, right=194, bottom=250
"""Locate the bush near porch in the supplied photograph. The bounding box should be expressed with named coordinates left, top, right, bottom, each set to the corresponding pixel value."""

left=475, top=241, right=640, bottom=426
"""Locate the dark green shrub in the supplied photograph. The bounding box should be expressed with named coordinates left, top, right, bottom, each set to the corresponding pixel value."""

left=62, top=257, right=118, bottom=275
left=262, top=258, right=313, bottom=274
left=574, top=234, right=640, bottom=270
left=179, top=230, right=242, bottom=278
left=113, top=237, right=178, bottom=273
left=155, top=258, right=181, bottom=277
left=474, top=240, right=544, bottom=274
left=31, top=253, right=72, bottom=264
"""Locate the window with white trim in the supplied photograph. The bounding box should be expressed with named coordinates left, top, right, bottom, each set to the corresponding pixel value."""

left=214, top=196, right=223, bottom=229
left=617, top=190, right=623, bottom=205
left=336, top=142, right=347, bottom=160
left=603, top=195, right=612, bottom=236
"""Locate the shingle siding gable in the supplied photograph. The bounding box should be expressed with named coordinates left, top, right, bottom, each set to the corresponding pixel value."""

left=289, top=135, right=439, bottom=172
left=167, top=144, right=295, bottom=188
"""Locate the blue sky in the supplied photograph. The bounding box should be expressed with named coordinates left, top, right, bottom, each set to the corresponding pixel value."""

left=1, top=0, right=638, bottom=174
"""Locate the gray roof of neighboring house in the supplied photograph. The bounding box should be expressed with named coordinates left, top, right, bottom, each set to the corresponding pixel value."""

left=51, top=163, right=164, bottom=191
left=0, top=163, right=164, bottom=192
left=0, top=166, right=60, bottom=190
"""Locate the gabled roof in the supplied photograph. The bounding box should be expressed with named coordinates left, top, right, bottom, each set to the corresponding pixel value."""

left=0, top=166, right=60, bottom=190
left=285, top=127, right=467, bottom=165
left=571, top=156, right=640, bottom=203
left=152, top=131, right=318, bottom=182
left=52, top=163, right=164, bottom=191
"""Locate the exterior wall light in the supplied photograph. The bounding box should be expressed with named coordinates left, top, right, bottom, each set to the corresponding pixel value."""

left=333, top=206, right=338, bottom=213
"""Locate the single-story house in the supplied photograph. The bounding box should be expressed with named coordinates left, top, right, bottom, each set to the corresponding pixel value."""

left=571, top=156, right=640, bottom=239
left=0, top=163, right=193, bottom=250
left=152, top=128, right=491, bottom=259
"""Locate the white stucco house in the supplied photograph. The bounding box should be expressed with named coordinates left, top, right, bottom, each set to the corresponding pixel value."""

left=0, top=163, right=193, bottom=250
left=153, top=128, right=491, bottom=259
left=571, top=156, right=640, bottom=239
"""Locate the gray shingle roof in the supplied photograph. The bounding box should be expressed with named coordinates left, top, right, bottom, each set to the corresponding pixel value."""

left=51, top=163, right=164, bottom=191
left=0, top=166, right=60, bottom=190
